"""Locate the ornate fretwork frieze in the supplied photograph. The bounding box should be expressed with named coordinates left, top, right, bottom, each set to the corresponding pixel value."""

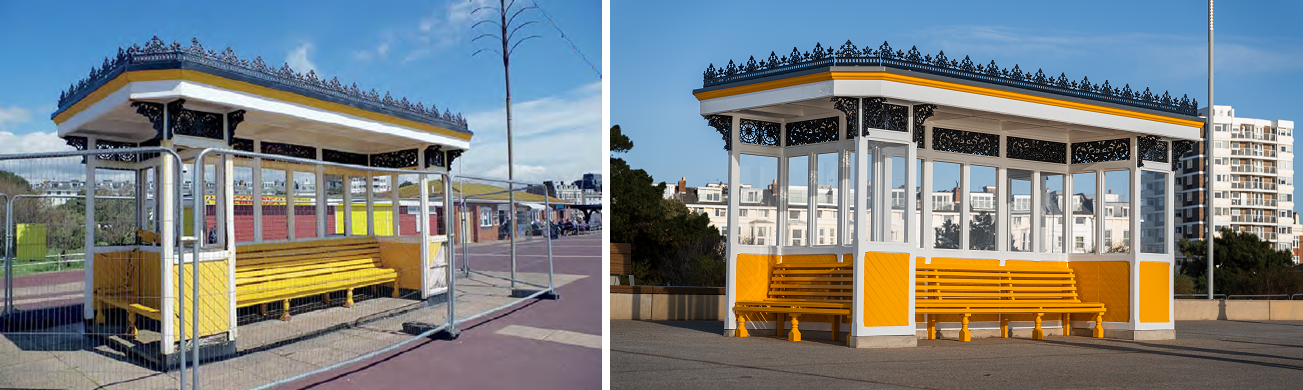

left=261, top=141, right=317, bottom=160
left=370, top=148, right=419, bottom=169
left=913, top=104, right=936, bottom=148
left=226, top=110, right=246, bottom=142
left=861, top=98, right=908, bottom=134
left=231, top=138, right=254, bottom=152
left=424, top=145, right=446, bottom=168
left=446, top=149, right=463, bottom=167
left=1137, top=135, right=1169, bottom=167
left=1071, top=138, right=1131, bottom=164
left=739, top=118, right=780, bottom=147
left=66, top=136, right=88, bottom=151
left=94, top=139, right=148, bottom=162
left=1171, top=140, right=1198, bottom=171
left=932, top=127, right=999, bottom=157
left=58, top=36, right=467, bottom=130
left=785, top=117, right=839, bottom=146
left=705, top=115, right=733, bottom=151
left=130, top=101, right=167, bottom=140
left=323, top=149, right=368, bottom=167
left=168, top=99, right=225, bottom=140
left=702, top=40, right=1198, bottom=116
left=830, top=97, right=859, bottom=139
left=1007, top=137, right=1067, bottom=164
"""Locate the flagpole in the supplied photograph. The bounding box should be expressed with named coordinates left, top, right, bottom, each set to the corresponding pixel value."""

left=1206, top=0, right=1216, bottom=300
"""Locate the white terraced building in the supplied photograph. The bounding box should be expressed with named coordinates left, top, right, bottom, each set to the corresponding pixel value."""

left=1177, top=105, right=1297, bottom=263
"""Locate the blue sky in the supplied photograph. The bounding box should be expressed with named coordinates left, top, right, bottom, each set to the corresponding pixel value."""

left=612, top=0, right=1303, bottom=212
left=0, top=0, right=601, bottom=183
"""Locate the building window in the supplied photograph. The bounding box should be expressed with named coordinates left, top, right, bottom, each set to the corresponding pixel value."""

left=715, top=209, right=725, bottom=217
left=1076, top=217, right=1086, bottom=225
left=790, top=210, right=801, bottom=219
left=479, top=208, right=493, bottom=227
left=1075, top=236, right=1085, bottom=251
left=740, top=209, right=748, bottom=217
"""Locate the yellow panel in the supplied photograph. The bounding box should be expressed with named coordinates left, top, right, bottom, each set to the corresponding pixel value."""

left=172, top=259, right=231, bottom=341
left=863, top=252, right=910, bottom=327
left=1005, top=260, right=1067, bottom=268
left=379, top=241, right=422, bottom=290
left=781, top=254, right=838, bottom=264
left=1139, top=262, right=1170, bottom=323
left=736, top=254, right=777, bottom=322
left=16, top=224, right=47, bottom=260
left=93, top=250, right=139, bottom=299
left=692, top=71, right=1205, bottom=129
left=1068, top=261, right=1130, bottom=322
left=138, top=251, right=163, bottom=309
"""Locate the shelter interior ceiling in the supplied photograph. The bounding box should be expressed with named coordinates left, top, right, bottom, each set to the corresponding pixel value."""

left=740, top=98, right=1137, bottom=142
left=68, top=97, right=435, bottom=154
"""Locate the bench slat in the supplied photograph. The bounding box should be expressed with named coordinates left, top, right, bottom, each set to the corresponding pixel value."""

left=734, top=307, right=849, bottom=315
left=917, top=307, right=1105, bottom=314
left=917, top=291, right=1077, bottom=298
left=918, top=271, right=1074, bottom=278
left=771, top=276, right=853, bottom=282
left=916, top=286, right=1077, bottom=292
left=917, top=264, right=1072, bottom=273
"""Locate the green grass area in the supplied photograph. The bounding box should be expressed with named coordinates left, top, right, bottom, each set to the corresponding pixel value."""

left=8, top=247, right=84, bottom=277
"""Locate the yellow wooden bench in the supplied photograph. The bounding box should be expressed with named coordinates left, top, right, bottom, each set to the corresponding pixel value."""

left=915, top=263, right=1106, bottom=342
left=93, top=245, right=157, bottom=338
left=236, top=236, right=399, bottom=321
left=733, top=261, right=852, bottom=342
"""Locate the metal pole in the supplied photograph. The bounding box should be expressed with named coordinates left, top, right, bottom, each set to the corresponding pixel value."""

left=544, top=194, right=554, bottom=294
left=1207, top=0, right=1216, bottom=300
left=3, top=194, right=11, bottom=315
left=501, top=0, right=518, bottom=291
left=192, top=154, right=204, bottom=390
left=444, top=175, right=458, bottom=337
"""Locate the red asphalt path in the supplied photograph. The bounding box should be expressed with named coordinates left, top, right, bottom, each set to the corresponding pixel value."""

left=278, top=234, right=602, bottom=390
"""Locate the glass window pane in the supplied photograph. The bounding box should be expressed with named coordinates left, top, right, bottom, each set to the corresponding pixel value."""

left=1142, top=171, right=1167, bottom=253
left=816, top=153, right=839, bottom=246
left=1072, top=172, right=1097, bottom=253
left=1009, top=169, right=1033, bottom=252
left=293, top=171, right=318, bottom=238
left=261, top=169, right=287, bottom=241
left=787, top=156, right=808, bottom=246
left=325, top=174, right=345, bottom=236
left=916, top=159, right=923, bottom=248
left=846, top=150, right=860, bottom=244
left=1042, top=173, right=1065, bottom=253
left=890, top=156, right=906, bottom=243
left=234, top=166, right=254, bottom=243
left=932, top=161, right=961, bottom=249
left=739, top=155, right=777, bottom=246
left=969, top=165, right=997, bottom=251
left=1104, top=170, right=1130, bottom=253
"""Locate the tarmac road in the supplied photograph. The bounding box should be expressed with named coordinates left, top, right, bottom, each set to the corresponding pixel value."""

left=612, top=319, right=1303, bottom=389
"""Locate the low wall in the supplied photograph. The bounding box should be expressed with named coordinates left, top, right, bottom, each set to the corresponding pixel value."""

left=1175, top=299, right=1303, bottom=320
left=610, top=286, right=724, bottom=321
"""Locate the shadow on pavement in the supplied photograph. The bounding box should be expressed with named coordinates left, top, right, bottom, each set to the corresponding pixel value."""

left=1038, top=338, right=1303, bottom=371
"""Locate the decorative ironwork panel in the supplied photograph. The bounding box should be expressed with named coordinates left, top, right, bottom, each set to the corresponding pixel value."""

left=370, top=148, right=419, bottom=168
left=231, top=138, right=254, bottom=152
left=785, top=117, right=839, bottom=146
left=446, top=149, right=463, bottom=167
left=862, top=98, right=908, bottom=133
left=913, top=104, right=936, bottom=148
left=1071, top=138, right=1131, bottom=164
left=95, top=139, right=144, bottom=162
left=261, top=141, right=317, bottom=160
left=1171, top=140, right=1197, bottom=172
left=65, top=136, right=88, bottom=151
left=1007, top=137, right=1067, bottom=164
left=58, top=36, right=468, bottom=130
left=323, top=149, right=368, bottom=166
left=830, top=97, right=859, bottom=139
left=131, top=101, right=167, bottom=140
left=739, top=118, right=779, bottom=147
left=226, top=110, right=246, bottom=141
left=168, top=100, right=225, bottom=140
left=705, top=115, right=732, bottom=151
left=932, top=127, right=999, bottom=157
left=1137, top=135, right=1168, bottom=167
left=425, top=145, right=446, bottom=168
left=701, top=40, right=1199, bottom=116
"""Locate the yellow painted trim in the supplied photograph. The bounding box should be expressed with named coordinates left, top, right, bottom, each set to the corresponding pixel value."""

left=54, top=69, right=472, bottom=141
left=1139, top=262, right=1171, bottom=323
left=693, top=71, right=1205, bottom=129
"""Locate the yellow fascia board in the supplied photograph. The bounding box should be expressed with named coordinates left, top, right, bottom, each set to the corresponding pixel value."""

left=54, top=69, right=472, bottom=141
left=693, top=71, right=1206, bottom=129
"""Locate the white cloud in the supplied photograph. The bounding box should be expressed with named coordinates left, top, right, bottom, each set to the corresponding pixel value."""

left=0, top=130, right=82, bottom=181
left=455, top=82, right=601, bottom=184
left=0, top=106, right=33, bottom=130
left=287, top=43, right=318, bottom=74
left=355, top=36, right=394, bottom=61
left=406, top=0, right=493, bottom=62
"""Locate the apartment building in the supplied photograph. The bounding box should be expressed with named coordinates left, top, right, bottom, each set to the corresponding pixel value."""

left=1177, top=105, right=1296, bottom=262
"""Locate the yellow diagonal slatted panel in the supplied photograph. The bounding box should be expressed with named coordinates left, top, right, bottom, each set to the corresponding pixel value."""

left=863, top=251, right=910, bottom=327
left=1069, top=261, right=1129, bottom=322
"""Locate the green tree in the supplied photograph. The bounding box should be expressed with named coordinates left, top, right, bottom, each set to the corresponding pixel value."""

left=968, top=210, right=996, bottom=250
left=934, top=218, right=960, bottom=249
left=1178, top=227, right=1301, bottom=295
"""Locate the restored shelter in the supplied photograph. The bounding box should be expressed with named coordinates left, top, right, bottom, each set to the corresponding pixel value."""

left=695, top=41, right=1202, bottom=347
left=50, top=37, right=470, bottom=363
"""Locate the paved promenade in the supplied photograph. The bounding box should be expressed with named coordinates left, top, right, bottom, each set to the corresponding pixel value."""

left=612, top=320, right=1303, bottom=389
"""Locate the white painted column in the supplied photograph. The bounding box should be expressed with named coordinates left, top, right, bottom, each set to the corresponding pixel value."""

left=922, top=159, right=933, bottom=250
left=316, top=149, right=326, bottom=238
left=906, top=144, right=918, bottom=246
left=851, top=121, right=868, bottom=337
left=806, top=150, right=815, bottom=247
left=724, top=115, right=740, bottom=332
left=286, top=168, right=295, bottom=241
left=417, top=148, right=432, bottom=298
left=1098, top=167, right=1106, bottom=255
left=960, top=162, right=971, bottom=250
left=252, top=142, right=263, bottom=243
left=997, top=165, right=1008, bottom=252
left=1031, top=171, right=1042, bottom=253
left=82, top=138, right=98, bottom=322
left=222, top=154, right=237, bottom=340
left=158, top=141, right=177, bottom=354
left=343, top=175, right=353, bottom=236
left=366, top=172, right=376, bottom=236
left=391, top=173, right=401, bottom=236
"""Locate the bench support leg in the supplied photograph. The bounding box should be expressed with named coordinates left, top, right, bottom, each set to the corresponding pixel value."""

left=776, top=313, right=784, bottom=338
left=1000, top=317, right=1010, bottom=338
left=127, top=311, right=137, bottom=339
left=1062, top=313, right=1070, bottom=336
left=1033, top=313, right=1045, bottom=340
left=280, top=299, right=292, bottom=321
left=391, top=281, right=400, bottom=298
left=927, top=317, right=936, bottom=340
left=1093, top=312, right=1104, bottom=338
left=959, top=314, right=971, bottom=342
left=736, top=314, right=748, bottom=337
left=259, top=303, right=267, bottom=317
left=345, top=288, right=355, bottom=308
left=831, top=316, right=839, bottom=342
left=94, top=301, right=105, bottom=325
left=787, top=314, right=801, bottom=342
